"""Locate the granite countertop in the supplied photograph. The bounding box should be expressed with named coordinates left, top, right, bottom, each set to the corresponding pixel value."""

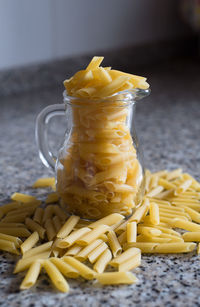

left=0, top=58, right=200, bottom=307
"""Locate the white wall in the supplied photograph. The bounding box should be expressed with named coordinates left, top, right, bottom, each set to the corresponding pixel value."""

left=0, top=0, right=187, bottom=70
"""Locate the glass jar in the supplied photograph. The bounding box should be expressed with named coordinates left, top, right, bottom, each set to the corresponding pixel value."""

left=36, top=88, right=150, bottom=220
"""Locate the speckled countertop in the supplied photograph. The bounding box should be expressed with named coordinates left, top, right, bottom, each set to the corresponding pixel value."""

left=0, top=58, right=200, bottom=307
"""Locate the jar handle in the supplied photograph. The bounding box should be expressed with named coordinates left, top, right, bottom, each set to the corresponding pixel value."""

left=35, top=104, right=66, bottom=170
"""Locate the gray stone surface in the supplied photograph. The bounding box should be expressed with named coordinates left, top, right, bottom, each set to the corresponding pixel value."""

left=0, top=58, right=200, bottom=307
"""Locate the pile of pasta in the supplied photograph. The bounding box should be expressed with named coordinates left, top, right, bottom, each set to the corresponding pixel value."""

left=0, top=168, right=200, bottom=292
left=57, top=57, right=149, bottom=219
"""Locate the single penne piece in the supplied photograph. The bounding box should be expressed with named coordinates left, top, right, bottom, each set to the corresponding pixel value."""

left=137, top=234, right=171, bottom=243
left=20, top=231, right=39, bottom=254
left=118, top=252, right=141, bottom=272
left=144, top=169, right=151, bottom=192
left=93, top=249, right=112, bottom=273
left=180, top=206, right=200, bottom=223
left=89, top=213, right=124, bottom=229
left=155, top=189, right=174, bottom=200
left=64, top=244, right=82, bottom=256
left=50, top=257, right=79, bottom=278
left=148, top=198, right=171, bottom=205
left=63, top=256, right=96, bottom=280
left=11, top=193, right=38, bottom=204
left=153, top=242, right=196, bottom=253
left=75, top=239, right=103, bottom=261
left=25, top=218, right=46, bottom=239
left=44, top=219, right=56, bottom=241
left=33, top=208, right=44, bottom=224
left=173, top=202, right=200, bottom=212
left=137, top=226, right=162, bottom=237
left=77, top=225, right=110, bottom=246
left=146, top=186, right=164, bottom=197
left=42, top=205, right=54, bottom=223
left=166, top=168, right=182, bottom=181
left=52, top=216, right=62, bottom=233
left=127, top=222, right=137, bottom=243
left=107, top=230, right=122, bottom=257
left=158, top=178, right=176, bottom=190
left=6, top=205, right=38, bottom=217
left=96, top=271, right=138, bottom=285
left=159, top=212, right=189, bottom=221
left=149, top=202, right=160, bottom=225
left=22, top=241, right=53, bottom=259
left=128, top=199, right=149, bottom=223
left=0, top=227, right=31, bottom=237
left=159, top=233, right=184, bottom=242
left=175, top=179, right=193, bottom=194
left=2, top=212, right=29, bottom=223
left=110, top=247, right=141, bottom=267
left=14, top=251, right=51, bottom=273
left=58, top=227, right=91, bottom=248
left=20, top=260, right=41, bottom=290
left=45, top=192, right=59, bottom=204
left=57, top=215, right=80, bottom=238
left=157, top=203, right=185, bottom=212
left=170, top=218, right=200, bottom=232
left=115, top=220, right=128, bottom=234
left=0, top=239, right=19, bottom=254
left=32, top=177, right=55, bottom=188
left=53, top=206, right=68, bottom=221
left=123, top=242, right=158, bottom=253
left=109, top=219, right=125, bottom=231
left=88, top=242, right=108, bottom=263
left=153, top=225, right=181, bottom=237
left=182, top=232, right=200, bottom=242
left=0, top=233, right=22, bottom=247
left=149, top=175, right=159, bottom=190
left=117, top=231, right=127, bottom=245
left=43, top=260, right=69, bottom=293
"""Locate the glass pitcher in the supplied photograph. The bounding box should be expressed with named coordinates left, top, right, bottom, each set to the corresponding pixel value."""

left=36, top=88, right=150, bottom=220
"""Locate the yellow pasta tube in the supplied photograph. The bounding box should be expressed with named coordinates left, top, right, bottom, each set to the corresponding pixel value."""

left=52, top=216, right=62, bottom=233
left=75, top=239, right=103, bottom=261
left=128, top=199, right=149, bottom=223
left=182, top=232, right=200, bottom=242
left=181, top=207, right=200, bottom=223
left=149, top=202, right=160, bottom=225
left=63, top=256, right=96, bottom=280
left=154, top=242, right=196, bottom=253
left=159, top=233, right=184, bottom=243
left=2, top=212, right=29, bottom=223
left=166, top=168, right=182, bottom=181
left=42, top=205, right=54, bottom=223
left=127, top=222, right=137, bottom=243
left=197, top=243, right=200, bottom=254
left=57, top=215, right=80, bottom=238
left=32, top=177, right=55, bottom=188
left=110, top=247, right=141, bottom=267
left=14, top=251, right=51, bottom=273
left=0, top=201, right=19, bottom=215
left=137, top=226, right=161, bottom=237
left=25, top=218, right=46, bottom=239
left=123, top=242, right=158, bottom=253
left=53, top=206, right=68, bottom=221
left=146, top=186, right=164, bottom=197
left=77, top=225, right=109, bottom=246
left=20, top=261, right=41, bottom=290
left=85, top=56, right=104, bottom=71
left=33, top=208, right=44, bottom=224
left=170, top=218, right=200, bottom=232
left=89, top=213, right=124, bottom=228
left=45, top=192, right=59, bottom=204
left=107, top=230, right=122, bottom=257
left=153, top=226, right=181, bottom=237
left=20, top=231, right=39, bottom=254
left=11, top=193, right=38, bottom=204
left=93, top=249, right=112, bottom=273
left=175, top=179, right=193, bottom=194
left=88, top=242, right=108, bottom=263
left=50, top=257, right=79, bottom=278
left=137, top=234, right=171, bottom=243
left=44, top=219, right=56, bottom=241
left=119, top=252, right=141, bottom=272
left=96, top=271, right=138, bottom=285
left=0, top=233, right=22, bottom=247
left=0, top=239, right=19, bottom=254
left=64, top=244, right=82, bottom=256
left=22, top=241, right=53, bottom=259
left=158, top=178, right=176, bottom=190
left=58, top=227, right=91, bottom=248
left=43, top=260, right=69, bottom=292
left=0, top=227, right=31, bottom=237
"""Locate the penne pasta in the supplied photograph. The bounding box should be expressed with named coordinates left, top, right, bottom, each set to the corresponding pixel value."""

left=20, top=231, right=39, bottom=254
left=182, top=232, right=200, bottom=242
left=88, top=242, right=108, bottom=263
left=89, top=213, right=124, bottom=229
left=0, top=239, right=19, bottom=254
left=0, top=233, right=22, bottom=247
left=50, top=257, right=79, bottom=278
left=75, top=239, right=103, bottom=261
left=0, top=227, right=31, bottom=237
left=58, top=227, right=91, bottom=248
left=107, top=230, right=122, bottom=257
left=25, top=218, right=46, bottom=239
left=32, top=177, right=55, bottom=188
left=93, top=249, right=112, bottom=274
left=118, top=252, right=141, bottom=272
left=149, top=202, right=160, bottom=225
left=96, top=271, right=138, bottom=285
left=63, top=256, right=96, bottom=280
left=43, top=259, right=69, bottom=292
left=57, top=215, right=80, bottom=238
left=14, top=251, right=51, bottom=273
left=77, top=225, right=109, bottom=246
left=20, top=261, right=41, bottom=290
left=33, top=208, right=44, bottom=224
left=44, top=219, right=56, bottom=241
left=110, top=247, right=141, bottom=267
left=127, top=222, right=137, bottom=243
left=22, top=241, right=53, bottom=259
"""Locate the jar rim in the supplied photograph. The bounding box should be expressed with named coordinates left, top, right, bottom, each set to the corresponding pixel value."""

left=63, top=88, right=150, bottom=106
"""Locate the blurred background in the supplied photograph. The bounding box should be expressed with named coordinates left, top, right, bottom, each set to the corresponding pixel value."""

left=0, top=0, right=198, bottom=70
